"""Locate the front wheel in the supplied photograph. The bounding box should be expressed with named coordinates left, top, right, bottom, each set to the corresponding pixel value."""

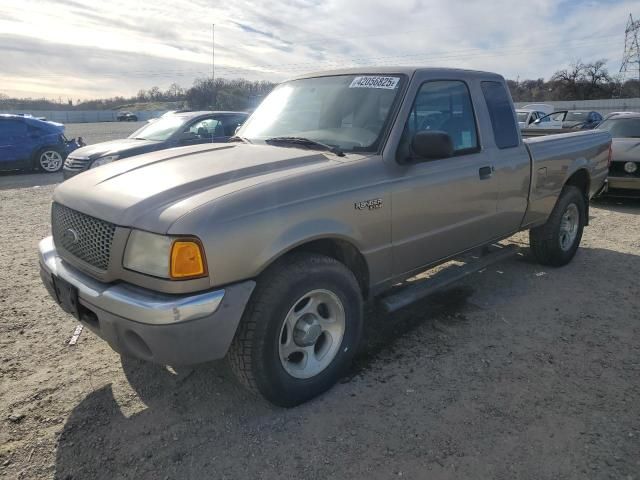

left=529, top=186, right=586, bottom=266
left=228, top=253, right=363, bottom=407
left=36, top=148, right=64, bottom=173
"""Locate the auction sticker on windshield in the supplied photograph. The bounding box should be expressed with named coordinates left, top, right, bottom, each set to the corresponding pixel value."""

left=349, top=76, right=400, bottom=89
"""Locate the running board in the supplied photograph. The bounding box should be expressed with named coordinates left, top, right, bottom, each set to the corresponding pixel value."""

left=379, top=244, right=520, bottom=313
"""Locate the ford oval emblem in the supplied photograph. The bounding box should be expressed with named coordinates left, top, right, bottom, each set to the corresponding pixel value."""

left=63, top=228, right=79, bottom=245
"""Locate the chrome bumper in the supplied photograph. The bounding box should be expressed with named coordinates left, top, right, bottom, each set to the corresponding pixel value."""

left=607, top=176, right=640, bottom=191
left=39, top=236, right=255, bottom=365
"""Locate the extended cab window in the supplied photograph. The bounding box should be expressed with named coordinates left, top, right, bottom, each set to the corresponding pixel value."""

left=402, top=80, right=479, bottom=157
left=481, top=81, right=519, bottom=149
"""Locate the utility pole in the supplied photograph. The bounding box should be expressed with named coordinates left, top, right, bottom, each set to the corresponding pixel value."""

left=212, top=23, right=215, bottom=108
left=620, top=13, right=640, bottom=97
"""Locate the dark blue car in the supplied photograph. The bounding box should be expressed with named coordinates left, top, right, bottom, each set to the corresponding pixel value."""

left=63, top=111, right=249, bottom=179
left=0, top=114, right=82, bottom=173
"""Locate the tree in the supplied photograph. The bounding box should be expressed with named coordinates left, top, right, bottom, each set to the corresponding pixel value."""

left=148, top=86, right=162, bottom=101
left=166, top=83, right=184, bottom=100
left=550, top=60, right=586, bottom=100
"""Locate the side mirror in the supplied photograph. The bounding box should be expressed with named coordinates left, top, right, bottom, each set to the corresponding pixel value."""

left=533, top=119, right=541, bottom=125
left=411, top=131, right=454, bottom=161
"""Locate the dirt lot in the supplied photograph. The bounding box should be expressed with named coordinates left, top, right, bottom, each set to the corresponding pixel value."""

left=0, top=175, right=639, bottom=480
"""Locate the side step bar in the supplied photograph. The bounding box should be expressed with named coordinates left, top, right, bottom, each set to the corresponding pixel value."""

left=379, top=244, right=520, bottom=313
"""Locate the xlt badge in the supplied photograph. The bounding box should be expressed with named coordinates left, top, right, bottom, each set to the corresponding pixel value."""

left=355, top=198, right=383, bottom=210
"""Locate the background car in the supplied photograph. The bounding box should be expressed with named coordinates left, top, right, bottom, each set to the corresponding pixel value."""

left=116, top=111, right=138, bottom=122
left=517, top=109, right=553, bottom=129
left=530, top=110, right=603, bottom=130
left=601, top=111, right=638, bottom=121
left=516, top=103, right=554, bottom=129
left=596, top=112, right=640, bottom=196
left=561, top=110, right=603, bottom=129
left=0, top=114, right=82, bottom=172
left=63, top=110, right=249, bottom=178
left=529, top=111, right=565, bottom=129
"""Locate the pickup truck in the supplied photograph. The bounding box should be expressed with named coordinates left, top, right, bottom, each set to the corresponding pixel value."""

left=38, top=67, right=611, bottom=406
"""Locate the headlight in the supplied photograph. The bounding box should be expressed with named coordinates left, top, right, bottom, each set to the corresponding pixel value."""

left=90, top=155, right=119, bottom=169
left=123, top=230, right=207, bottom=279
left=624, top=161, right=638, bottom=174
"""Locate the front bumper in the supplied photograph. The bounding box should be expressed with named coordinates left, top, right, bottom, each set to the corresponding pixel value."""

left=39, top=236, right=255, bottom=365
left=62, top=167, right=83, bottom=180
left=607, top=175, right=640, bottom=191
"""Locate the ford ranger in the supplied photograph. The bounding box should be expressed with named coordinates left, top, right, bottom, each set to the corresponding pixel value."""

left=38, top=68, right=611, bottom=406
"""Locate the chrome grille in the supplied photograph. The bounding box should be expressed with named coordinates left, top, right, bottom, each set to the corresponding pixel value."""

left=51, top=203, right=116, bottom=270
left=64, top=156, right=90, bottom=171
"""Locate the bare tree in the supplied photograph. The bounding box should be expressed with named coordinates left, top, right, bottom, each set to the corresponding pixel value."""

left=550, top=60, right=586, bottom=100
left=148, top=86, right=162, bottom=101
left=166, top=83, right=184, bottom=100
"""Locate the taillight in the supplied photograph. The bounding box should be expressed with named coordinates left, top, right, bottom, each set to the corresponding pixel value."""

left=607, top=143, right=612, bottom=168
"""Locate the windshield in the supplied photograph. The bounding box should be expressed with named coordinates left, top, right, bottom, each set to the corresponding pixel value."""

left=597, top=118, right=640, bottom=138
left=238, top=74, right=405, bottom=152
left=129, top=116, right=185, bottom=141
left=516, top=111, right=528, bottom=122
left=565, top=112, right=588, bottom=121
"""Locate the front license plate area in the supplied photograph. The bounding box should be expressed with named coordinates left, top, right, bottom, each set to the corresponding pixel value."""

left=53, top=276, right=80, bottom=320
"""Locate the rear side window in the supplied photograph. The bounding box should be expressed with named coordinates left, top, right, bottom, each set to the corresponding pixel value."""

left=481, top=81, right=519, bottom=149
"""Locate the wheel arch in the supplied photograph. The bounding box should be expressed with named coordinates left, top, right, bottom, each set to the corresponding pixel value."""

left=262, top=236, right=371, bottom=299
left=564, top=167, right=590, bottom=225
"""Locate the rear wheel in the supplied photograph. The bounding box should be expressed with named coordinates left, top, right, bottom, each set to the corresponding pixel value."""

left=36, top=148, right=64, bottom=173
left=529, top=186, right=586, bottom=266
left=228, top=253, right=363, bottom=407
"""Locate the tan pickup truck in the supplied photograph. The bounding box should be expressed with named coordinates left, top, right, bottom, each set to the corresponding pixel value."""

left=39, top=67, right=611, bottom=406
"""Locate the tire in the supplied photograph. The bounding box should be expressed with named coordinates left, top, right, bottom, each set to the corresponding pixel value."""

left=529, top=186, right=586, bottom=267
left=228, top=253, right=363, bottom=407
left=35, top=148, right=64, bottom=173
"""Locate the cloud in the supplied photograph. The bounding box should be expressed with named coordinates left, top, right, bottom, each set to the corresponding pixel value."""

left=0, top=0, right=637, bottom=99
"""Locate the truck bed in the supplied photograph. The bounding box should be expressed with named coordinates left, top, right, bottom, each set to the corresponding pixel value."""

left=521, top=130, right=611, bottom=227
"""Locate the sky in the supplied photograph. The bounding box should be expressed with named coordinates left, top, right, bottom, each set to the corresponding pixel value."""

left=0, top=0, right=637, bottom=100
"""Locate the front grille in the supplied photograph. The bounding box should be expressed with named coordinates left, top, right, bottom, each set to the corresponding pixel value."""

left=610, top=161, right=640, bottom=178
left=64, top=156, right=90, bottom=171
left=52, top=203, right=116, bottom=271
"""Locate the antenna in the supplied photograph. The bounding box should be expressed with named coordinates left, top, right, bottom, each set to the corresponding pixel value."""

left=620, top=13, right=640, bottom=96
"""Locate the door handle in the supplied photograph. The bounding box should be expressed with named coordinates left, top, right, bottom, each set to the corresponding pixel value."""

left=479, top=166, right=493, bottom=180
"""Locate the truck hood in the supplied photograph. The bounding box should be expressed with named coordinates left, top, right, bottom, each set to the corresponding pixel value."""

left=611, top=137, right=640, bottom=162
left=69, top=138, right=162, bottom=160
left=53, top=143, right=342, bottom=231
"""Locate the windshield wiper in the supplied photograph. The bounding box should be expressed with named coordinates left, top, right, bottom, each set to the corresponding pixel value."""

left=265, top=136, right=345, bottom=157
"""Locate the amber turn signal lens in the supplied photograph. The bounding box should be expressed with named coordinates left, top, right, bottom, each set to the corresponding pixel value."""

left=170, top=241, right=206, bottom=279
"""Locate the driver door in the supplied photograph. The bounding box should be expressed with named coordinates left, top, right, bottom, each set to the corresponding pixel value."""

left=179, top=117, right=224, bottom=145
left=537, top=111, right=564, bottom=129
left=390, top=80, right=501, bottom=275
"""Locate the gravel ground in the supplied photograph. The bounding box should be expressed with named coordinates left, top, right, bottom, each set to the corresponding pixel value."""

left=65, top=121, right=146, bottom=145
left=0, top=176, right=639, bottom=480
